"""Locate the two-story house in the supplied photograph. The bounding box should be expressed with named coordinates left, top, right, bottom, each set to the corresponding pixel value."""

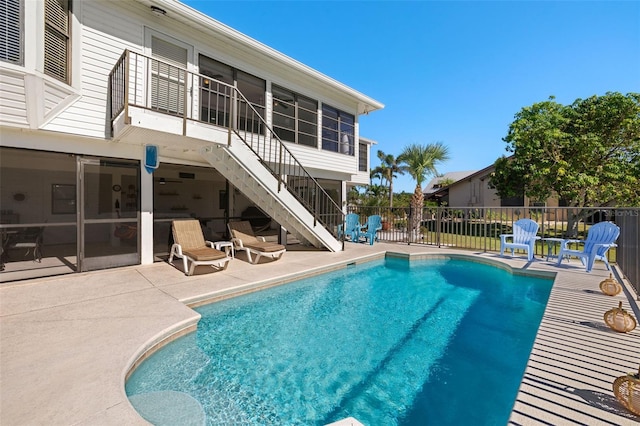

left=0, top=0, right=383, bottom=281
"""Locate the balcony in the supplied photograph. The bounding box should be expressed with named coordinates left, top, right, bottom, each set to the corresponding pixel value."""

left=109, top=50, right=265, bottom=149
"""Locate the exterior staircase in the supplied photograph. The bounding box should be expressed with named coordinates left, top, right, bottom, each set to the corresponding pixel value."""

left=200, top=141, right=342, bottom=251
left=199, top=88, right=344, bottom=252
left=108, top=50, right=344, bottom=251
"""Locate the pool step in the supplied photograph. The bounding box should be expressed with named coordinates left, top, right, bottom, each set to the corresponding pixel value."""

left=325, top=417, right=364, bottom=426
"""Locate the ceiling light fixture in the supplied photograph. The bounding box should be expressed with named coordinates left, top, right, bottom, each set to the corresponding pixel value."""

left=150, top=5, right=166, bottom=16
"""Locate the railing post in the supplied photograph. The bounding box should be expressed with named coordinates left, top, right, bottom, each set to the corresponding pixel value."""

left=182, top=70, right=188, bottom=136
left=483, top=209, right=487, bottom=253
left=278, top=141, right=283, bottom=193
left=437, top=207, right=441, bottom=248
left=124, top=50, right=130, bottom=125
left=314, top=186, right=319, bottom=227
left=228, top=88, right=235, bottom=146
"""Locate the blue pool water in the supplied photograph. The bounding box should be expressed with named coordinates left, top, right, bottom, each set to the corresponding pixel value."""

left=126, top=257, right=553, bottom=425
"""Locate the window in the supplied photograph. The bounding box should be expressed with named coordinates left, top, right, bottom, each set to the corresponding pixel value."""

left=236, top=69, right=265, bottom=133
left=0, top=0, right=22, bottom=64
left=199, top=55, right=232, bottom=126
left=358, top=143, right=367, bottom=172
left=272, top=85, right=317, bottom=147
left=199, top=55, right=265, bottom=132
left=322, top=104, right=354, bottom=155
left=151, top=36, right=187, bottom=115
left=44, top=0, right=71, bottom=83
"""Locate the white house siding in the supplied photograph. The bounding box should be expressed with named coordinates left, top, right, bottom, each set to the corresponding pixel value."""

left=350, top=171, right=370, bottom=186
left=5, top=0, right=376, bottom=179
left=285, top=143, right=356, bottom=177
left=42, top=1, right=145, bottom=138
left=0, top=70, right=28, bottom=127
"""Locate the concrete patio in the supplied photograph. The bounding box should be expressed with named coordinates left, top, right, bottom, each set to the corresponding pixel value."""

left=1, top=242, right=638, bottom=425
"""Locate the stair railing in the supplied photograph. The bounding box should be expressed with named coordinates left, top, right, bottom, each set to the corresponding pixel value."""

left=228, top=86, right=345, bottom=242
left=109, top=50, right=345, bottom=244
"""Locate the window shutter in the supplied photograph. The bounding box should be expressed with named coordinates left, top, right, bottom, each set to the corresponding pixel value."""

left=151, top=37, right=187, bottom=114
left=44, top=0, right=70, bottom=83
left=0, top=0, right=22, bottom=64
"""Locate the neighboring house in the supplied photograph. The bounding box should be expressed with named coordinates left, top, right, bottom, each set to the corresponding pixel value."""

left=425, top=163, right=564, bottom=213
left=424, top=170, right=477, bottom=199
left=0, top=0, right=383, bottom=281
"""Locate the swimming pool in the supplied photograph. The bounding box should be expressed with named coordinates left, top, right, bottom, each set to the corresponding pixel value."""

left=126, top=256, right=553, bottom=425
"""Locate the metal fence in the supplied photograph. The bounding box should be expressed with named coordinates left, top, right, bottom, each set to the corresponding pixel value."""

left=348, top=206, right=639, bottom=296
left=616, top=209, right=640, bottom=297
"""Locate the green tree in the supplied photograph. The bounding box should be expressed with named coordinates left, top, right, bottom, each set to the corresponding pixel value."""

left=398, top=142, right=450, bottom=241
left=393, top=191, right=413, bottom=207
left=371, top=150, right=404, bottom=207
left=491, top=92, right=640, bottom=234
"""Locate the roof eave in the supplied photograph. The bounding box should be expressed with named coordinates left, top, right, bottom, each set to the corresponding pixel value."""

left=145, top=0, right=385, bottom=115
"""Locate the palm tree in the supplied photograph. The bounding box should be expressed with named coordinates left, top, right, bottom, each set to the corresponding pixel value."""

left=398, top=142, right=450, bottom=241
left=374, top=150, right=404, bottom=208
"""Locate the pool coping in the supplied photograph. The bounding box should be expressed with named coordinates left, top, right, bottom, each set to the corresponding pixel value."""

left=1, top=243, right=638, bottom=425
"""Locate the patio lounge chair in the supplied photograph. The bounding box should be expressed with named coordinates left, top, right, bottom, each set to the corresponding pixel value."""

left=169, top=220, right=231, bottom=276
left=360, top=214, right=382, bottom=245
left=556, top=221, right=620, bottom=272
left=500, top=218, right=540, bottom=261
left=228, top=220, right=286, bottom=264
left=337, top=213, right=361, bottom=241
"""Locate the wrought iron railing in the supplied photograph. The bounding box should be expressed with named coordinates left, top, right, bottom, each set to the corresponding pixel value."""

left=348, top=205, right=639, bottom=295
left=108, top=50, right=345, bottom=243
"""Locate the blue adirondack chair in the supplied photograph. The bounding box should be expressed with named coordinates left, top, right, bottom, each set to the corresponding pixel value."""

left=337, top=213, right=361, bottom=242
left=360, top=215, right=382, bottom=245
left=556, top=221, right=620, bottom=272
left=500, top=218, right=540, bottom=261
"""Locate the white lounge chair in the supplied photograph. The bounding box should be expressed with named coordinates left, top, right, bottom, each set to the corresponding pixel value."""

left=228, top=220, right=285, bottom=264
left=169, top=220, right=231, bottom=276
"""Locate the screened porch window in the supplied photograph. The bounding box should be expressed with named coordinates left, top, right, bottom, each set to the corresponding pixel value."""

left=199, top=55, right=233, bottom=127
left=44, top=0, right=71, bottom=83
left=0, top=0, right=22, bottom=65
left=199, top=55, right=265, bottom=133
left=358, top=143, right=368, bottom=172
left=321, top=104, right=354, bottom=155
left=272, top=85, right=317, bottom=147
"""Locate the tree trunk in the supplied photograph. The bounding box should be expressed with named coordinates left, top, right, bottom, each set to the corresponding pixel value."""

left=410, top=185, right=423, bottom=243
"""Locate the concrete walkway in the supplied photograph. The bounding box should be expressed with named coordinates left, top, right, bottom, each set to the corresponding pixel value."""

left=1, top=243, right=638, bottom=425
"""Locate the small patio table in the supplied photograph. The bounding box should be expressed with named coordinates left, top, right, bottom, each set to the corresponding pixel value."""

left=213, top=241, right=235, bottom=259
left=542, top=237, right=565, bottom=261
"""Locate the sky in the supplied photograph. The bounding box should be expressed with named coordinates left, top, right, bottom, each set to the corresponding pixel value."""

left=181, top=0, right=640, bottom=193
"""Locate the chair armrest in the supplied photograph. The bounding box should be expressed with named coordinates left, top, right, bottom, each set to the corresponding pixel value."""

left=563, top=239, right=583, bottom=244
left=559, top=238, right=583, bottom=249
left=230, top=237, right=244, bottom=248
left=205, top=240, right=214, bottom=248
left=590, top=242, right=617, bottom=252
left=499, top=234, right=513, bottom=243
left=258, top=236, right=266, bottom=242
left=170, top=243, right=183, bottom=255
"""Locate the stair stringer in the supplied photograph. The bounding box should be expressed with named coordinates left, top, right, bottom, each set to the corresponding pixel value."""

left=199, top=142, right=343, bottom=252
